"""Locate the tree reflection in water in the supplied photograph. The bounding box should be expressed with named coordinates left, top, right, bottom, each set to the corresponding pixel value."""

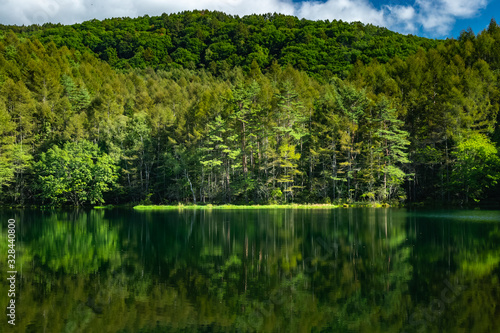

left=0, top=208, right=499, bottom=332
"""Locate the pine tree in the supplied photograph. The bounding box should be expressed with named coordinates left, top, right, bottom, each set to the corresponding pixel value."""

left=273, top=81, right=306, bottom=202
left=334, top=81, right=368, bottom=201
left=374, top=98, right=410, bottom=202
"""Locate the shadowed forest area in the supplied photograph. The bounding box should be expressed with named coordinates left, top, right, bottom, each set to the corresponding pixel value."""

left=0, top=11, right=499, bottom=206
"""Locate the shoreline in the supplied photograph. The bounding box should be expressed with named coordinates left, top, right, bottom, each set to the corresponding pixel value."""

left=1, top=200, right=496, bottom=210
left=132, top=203, right=391, bottom=210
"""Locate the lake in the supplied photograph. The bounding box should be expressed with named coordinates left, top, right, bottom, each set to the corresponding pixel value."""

left=1, top=208, right=499, bottom=332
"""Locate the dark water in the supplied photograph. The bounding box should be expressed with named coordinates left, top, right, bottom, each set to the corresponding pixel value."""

left=1, top=208, right=499, bottom=332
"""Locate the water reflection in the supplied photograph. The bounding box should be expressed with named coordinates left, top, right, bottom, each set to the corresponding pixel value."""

left=0, top=208, right=499, bottom=332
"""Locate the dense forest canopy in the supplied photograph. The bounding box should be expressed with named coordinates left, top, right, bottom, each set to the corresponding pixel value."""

left=1, top=11, right=441, bottom=78
left=0, top=11, right=499, bottom=206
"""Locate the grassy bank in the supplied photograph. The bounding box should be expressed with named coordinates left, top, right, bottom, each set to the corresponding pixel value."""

left=132, top=202, right=391, bottom=210
left=93, top=205, right=116, bottom=209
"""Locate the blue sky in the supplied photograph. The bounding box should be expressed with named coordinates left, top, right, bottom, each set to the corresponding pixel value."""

left=0, top=0, right=497, bottom=39
left=448, top=1, right=499, bottom=38
left=369, top=0, right=498, bottom=38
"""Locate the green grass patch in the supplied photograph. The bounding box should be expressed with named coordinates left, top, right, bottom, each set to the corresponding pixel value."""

left=93, top=205, right=115, bottom=209
left=133, top=203, right=344, bottom=210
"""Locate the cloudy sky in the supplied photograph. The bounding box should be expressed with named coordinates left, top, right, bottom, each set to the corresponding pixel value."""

left=0, top=0, right=497, bottom=38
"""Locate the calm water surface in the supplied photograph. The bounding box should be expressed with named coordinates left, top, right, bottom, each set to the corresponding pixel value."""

left=1, top=208, right=499, bottom=332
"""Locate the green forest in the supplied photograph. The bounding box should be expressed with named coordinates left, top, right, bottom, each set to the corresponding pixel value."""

left=0, top=10, right=499, bottom=206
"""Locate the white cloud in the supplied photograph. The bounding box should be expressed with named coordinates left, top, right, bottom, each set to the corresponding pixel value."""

left=411, top=0, right=489, bottom=36
left=385, top=5, right=417, bottom=33
left=439, top=0, right=488, bottom=17
left=0, top=0, right=296, bottom=25
left=0, top=0, right=491, bottom=37
left=295, top=0, right=489, bottom=36
left=297, top=0, right=386, bottom=26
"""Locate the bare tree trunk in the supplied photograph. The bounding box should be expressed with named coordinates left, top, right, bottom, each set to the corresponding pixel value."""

left=185, top=169, right=196, bottom=204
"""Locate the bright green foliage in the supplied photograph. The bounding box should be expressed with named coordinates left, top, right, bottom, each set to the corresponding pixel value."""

left=122, top=112, right=154, bottom=200
left=274, top=81, right=307, bottom=201
left=227, top=81, right=260, bottom=200
left=1, top=78, right=36, bottom=145
left=1, top=11, right=439, bottom=77
left=8, top=144, right=33, bottom=204
left=199, top=115, right=241, bottom=203
left=31, top=213, right=120, bottom=274
left=61, top=74, right=91, bottom=112
left=451, top=133, right=500, bottom=203
left=0, top=14, right=500, bottom=205
left=335, top=81, right=368, bottom=201
left=0, top=103, right=15, bottom=192
left=35, top=140, right=117, bottom=205
left=374, top=99, right=410, bottom=201
left=276, top=141, right=302, bottom=201
left=349, top=18, right=500, bottom=203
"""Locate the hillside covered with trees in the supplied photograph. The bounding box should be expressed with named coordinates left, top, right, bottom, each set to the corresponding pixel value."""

left=1, top=10, right=440, bottom=78
left=0, top=11, right=499, bottom=206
